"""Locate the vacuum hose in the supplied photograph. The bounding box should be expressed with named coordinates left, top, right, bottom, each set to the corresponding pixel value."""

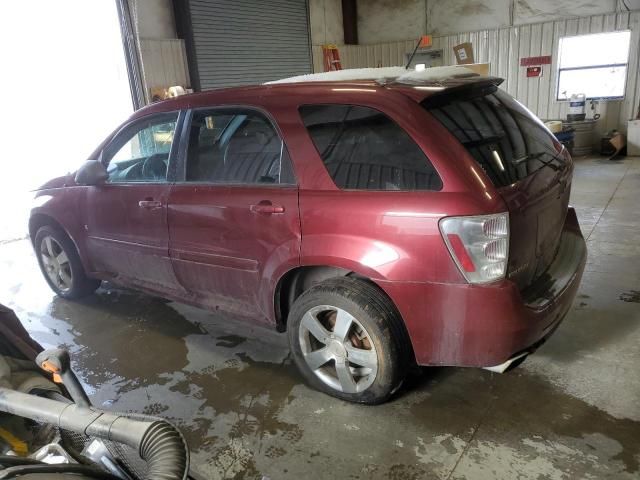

left=0, top=387, right=188, bottom=480
left=140, top=421, right=189, bottom=480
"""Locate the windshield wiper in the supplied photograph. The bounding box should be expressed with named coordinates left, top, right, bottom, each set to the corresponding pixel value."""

left=512, top=152, right=547, bottom=165
left=513, top=151, right=565, bottom=172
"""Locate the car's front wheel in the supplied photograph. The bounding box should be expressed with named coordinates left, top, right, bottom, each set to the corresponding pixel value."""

left=287, top=277, right=409, bottom=404
left=34, top=225, right=101, bottom=299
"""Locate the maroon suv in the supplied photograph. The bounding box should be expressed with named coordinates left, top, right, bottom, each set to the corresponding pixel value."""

left=29, top=69, right=586, bottom=403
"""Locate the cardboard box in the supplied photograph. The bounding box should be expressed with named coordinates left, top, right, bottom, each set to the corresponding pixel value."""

left=460, top=63, right=490, bottom=76
left=453, top=42, right=474, bottom=65
left=150, top=85, right=187, bottom=103
left=608, top=132, right=626, bottom=158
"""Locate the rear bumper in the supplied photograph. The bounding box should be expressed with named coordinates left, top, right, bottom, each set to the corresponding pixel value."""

left=379, top=208, right=586, bottom=367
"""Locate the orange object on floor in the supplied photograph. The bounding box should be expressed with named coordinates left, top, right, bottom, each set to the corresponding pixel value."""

left=322, top=44, right=342, bottom=71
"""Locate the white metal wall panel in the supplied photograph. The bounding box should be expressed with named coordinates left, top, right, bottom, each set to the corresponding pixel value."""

left=333, top=12, right=640, bottom=136
left=625, top=12, right=640, bottom=122
left=189, top=0, right=312, bottom=89
left=311, top=45, right=324, bottom=72
left=537, top=21, right=554, bottom=119
left=139, top=39, right=190, bottom=92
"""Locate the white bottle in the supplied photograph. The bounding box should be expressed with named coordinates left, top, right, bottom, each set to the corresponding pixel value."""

left=568, top=93, right=586, bottom=121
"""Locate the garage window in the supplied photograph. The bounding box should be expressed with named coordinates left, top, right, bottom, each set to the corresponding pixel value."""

left=557, top=31, right=631, bottom=100
left=299, top=105, right=442, bottom=191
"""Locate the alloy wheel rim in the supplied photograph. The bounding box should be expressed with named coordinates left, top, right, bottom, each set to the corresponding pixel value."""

left=40, top=236, right=72, bottom=293
left=298, top=305, right=378, bottom=394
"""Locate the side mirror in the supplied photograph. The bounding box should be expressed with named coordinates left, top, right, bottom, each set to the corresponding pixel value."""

left=75, top=160, right=108, bottom=186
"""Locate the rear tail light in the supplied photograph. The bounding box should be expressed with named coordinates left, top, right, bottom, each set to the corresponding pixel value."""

left=439, top=213, right=509, bottom=284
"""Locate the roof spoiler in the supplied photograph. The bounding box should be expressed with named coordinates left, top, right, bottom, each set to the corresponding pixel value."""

left=419, top=77, right=504, bottom=109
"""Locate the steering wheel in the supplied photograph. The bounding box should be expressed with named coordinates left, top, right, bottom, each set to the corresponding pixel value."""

left=141, top=154, right=168, bottom=180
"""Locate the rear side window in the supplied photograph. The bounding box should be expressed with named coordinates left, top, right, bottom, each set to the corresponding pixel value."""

left=425, top=88, right=564, bottom=188
left=185, top=109, right=295, bottom=185
left=299, top=105, right=442, bottom=191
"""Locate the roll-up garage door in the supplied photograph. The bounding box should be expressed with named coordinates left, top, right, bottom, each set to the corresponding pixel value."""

left=185, top=0, right=312, bottom=89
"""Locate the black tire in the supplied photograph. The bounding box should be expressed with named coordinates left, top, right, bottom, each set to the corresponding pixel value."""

left=287, top=277, right=410, bottom=404
left=34, top=225, right=101, bottom=299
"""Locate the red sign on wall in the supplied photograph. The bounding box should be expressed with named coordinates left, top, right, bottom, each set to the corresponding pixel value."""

left=520, top=55, right=552, bottom=66
left=526, top=66, right=542, bottom=77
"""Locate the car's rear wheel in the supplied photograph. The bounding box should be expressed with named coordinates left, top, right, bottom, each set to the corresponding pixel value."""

left=35, top=225, right=101, bottom=299
left=287, top=277, right=409, bottom=404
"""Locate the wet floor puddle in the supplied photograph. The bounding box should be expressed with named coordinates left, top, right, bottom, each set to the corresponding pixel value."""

left=5, top=284, right=640, bottom=479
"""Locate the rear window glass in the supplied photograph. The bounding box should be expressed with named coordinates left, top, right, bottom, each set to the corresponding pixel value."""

left=299, top=104, right=442, bottom=191
left=424, top=88, right=564, bottom=188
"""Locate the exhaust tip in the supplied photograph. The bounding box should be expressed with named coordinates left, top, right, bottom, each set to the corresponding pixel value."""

left=483, top=351, right=530, bottom=374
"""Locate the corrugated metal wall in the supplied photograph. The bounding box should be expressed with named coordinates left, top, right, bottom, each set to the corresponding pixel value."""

left=188, top=0, right=313, bottom=89
left=314, top=11, right=640, bottom=137
left=139, top=39, right=191, bottom=94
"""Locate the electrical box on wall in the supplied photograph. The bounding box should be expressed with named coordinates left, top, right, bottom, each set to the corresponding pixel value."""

left=405, top=49, right=444, bottom=69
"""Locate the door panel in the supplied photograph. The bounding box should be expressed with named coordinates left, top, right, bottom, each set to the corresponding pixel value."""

left=86, top=184, right=178, bottom=290
left=84, top=111, right=182, bottom=293
left=167, top=107, right=300, bottom=324
left=168, top=186, right=300, bottom=322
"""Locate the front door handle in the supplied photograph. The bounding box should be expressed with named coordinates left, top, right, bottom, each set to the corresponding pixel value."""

left=138, top=199, right=162, bottom=209
left=250, top=201, right=285, bottom=214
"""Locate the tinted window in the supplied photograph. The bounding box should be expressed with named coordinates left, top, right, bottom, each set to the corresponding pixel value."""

left=105, top=112, right=178, bottom=183
left=425, top=88, right=564, bottom=188
left=299, top=105, right=442, bottom=191
left=185, top=109, right=294, bottom=185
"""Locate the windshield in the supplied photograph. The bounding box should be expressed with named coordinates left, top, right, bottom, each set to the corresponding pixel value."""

left=423, top=87, right=564, bottom=187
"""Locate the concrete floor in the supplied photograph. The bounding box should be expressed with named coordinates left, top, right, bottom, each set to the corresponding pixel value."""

left=1, top=156, right=639, bottom=479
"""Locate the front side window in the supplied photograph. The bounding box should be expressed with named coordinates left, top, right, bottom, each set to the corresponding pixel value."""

left=557, top=31, right=631, bottom=100
left=105, top=112, right=179, bottom=183
left=299, top=104, right=442, bottom=191
left=185, top=109, right=294, bottom=185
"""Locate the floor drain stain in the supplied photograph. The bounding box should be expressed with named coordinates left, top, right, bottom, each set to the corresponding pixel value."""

left=619, top=290, right=640, bottom=303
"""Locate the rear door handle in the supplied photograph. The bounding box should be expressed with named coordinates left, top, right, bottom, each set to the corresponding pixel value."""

left=250, top=202, right=285, bottom=214
left=138, top=199, right=162, bottom=209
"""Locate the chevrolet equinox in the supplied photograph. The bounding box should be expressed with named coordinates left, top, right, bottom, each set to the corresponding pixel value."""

left=29, top=67, right=586, bottom=404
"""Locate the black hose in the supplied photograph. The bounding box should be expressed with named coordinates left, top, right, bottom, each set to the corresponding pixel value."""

left=0, top=456, right=43, bottom=467
left=139, top=422, right=188, bottom=480
left=0, top=463, right=120, bottom=479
